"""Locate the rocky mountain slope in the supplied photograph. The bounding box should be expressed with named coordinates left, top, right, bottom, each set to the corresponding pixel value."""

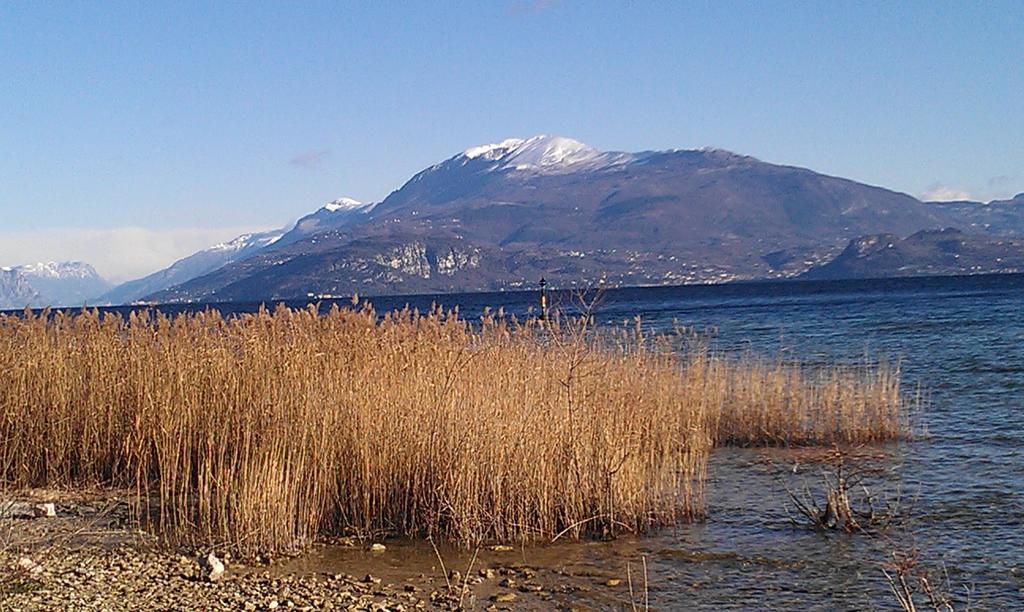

left=800, top=228, right=1024, bottom=280
left=0, top=268, right=42, bottom=310
left=147, top=135, right=1002, bottom=303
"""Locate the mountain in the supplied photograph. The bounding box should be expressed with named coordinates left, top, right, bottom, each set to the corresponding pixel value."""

left=274, top=197, right=374, bottom=247
left=926, top=193, right=1024, bottom=236
left=801, top=228, right=1024, bottom=280
left=147, top=135, right=996, bottom=303
left=99, top=197, right=374, bottom=305
left=0, top=268, right=42, bottom=310
left=98, top=228, right=286, bottom=305
left=12, top=261, right=112, bottom=307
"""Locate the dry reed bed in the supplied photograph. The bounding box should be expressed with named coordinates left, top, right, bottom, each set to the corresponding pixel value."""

left=0, top=305, right=907, bottom=556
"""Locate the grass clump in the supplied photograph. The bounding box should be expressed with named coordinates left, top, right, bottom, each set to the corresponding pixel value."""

left=0, top=303, right=908, bottom=556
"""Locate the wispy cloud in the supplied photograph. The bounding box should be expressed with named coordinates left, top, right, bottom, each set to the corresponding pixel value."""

left=921, top=183, right=974, bottom=202
left=507, top=0, right=556, bottom=17
left=0, top=226, right=269, bottom=283
left=289, top=148, right=331, bottom=169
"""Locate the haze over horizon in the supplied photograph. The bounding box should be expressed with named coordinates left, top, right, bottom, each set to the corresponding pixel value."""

left=2, top=1, right=1022, bottom=281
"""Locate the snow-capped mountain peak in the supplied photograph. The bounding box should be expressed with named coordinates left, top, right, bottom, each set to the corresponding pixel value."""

left=209, top=230, right=285, bottom=253
left=15, top=261, right=101, bottom=280
left=459, top=135, right=633, bottom=174
left=506, top=135, right=603, bottom=169
left=323, top=197, right=370, bottom=212
left=5, top=261, right=111, bottom=307
left=463, top=138, right=528, bottom=160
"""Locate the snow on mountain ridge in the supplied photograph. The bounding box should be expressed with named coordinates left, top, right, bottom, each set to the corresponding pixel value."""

left=209, top=230, right=285, bottom=253
left=15, top=261, right=101, bottom=280
left=323, top=197, right=371, bottom=212
left=463, top=138, right=527, bottom=160
left=459, top=135, right=637, bottom=174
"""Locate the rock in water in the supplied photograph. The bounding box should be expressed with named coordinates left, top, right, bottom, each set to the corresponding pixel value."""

left=35, top=503, right=57, bottom=517
left=369, top=543, right=387, bottom=552
left=200, top=552, right=225, bottom=582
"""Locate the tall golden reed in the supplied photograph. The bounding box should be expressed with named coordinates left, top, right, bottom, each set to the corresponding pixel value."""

left=0, top=304, right=906, bottom=555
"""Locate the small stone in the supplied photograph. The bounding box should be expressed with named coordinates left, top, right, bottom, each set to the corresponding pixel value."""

left=489, top=544, right=514, bottom=552
left=479, top=568, right=497, bottom=580
left=499, top=578, right=516, bottom=588
left=35, top=502, right=57, bottom=517
left=200, top=552, right=226, bottom=582
left=492, top=592, right=516, bottom=603
left=605, top=578, right=622, bottom=587
left=244, top=603, right=257, bottom=611
left=268, top=600, right=279, bottom=610
left=363, top=574, right=381, bottom=584
left=369, top=543, right=387, bottom=553
left=17, top=556, right=44, bottom=576
left=448, top=570, right=462, bottom=583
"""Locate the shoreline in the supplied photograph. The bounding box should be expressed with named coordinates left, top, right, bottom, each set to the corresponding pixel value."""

left=1, top=490, right=625, bottom=611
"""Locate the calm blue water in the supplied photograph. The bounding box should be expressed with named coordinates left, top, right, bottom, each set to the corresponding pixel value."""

left=18, top=274, right=1024, bottom=609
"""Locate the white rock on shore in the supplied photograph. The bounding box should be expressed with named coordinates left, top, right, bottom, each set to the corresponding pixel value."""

left=200, top=552, right=225, bottom=582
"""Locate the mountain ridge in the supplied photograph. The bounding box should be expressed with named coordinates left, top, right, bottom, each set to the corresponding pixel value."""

left=3, top=261, right=111, bottom=307
left=143, top=136, right=1022, bottom=303
left=64, top=136, right=1020, bottom=305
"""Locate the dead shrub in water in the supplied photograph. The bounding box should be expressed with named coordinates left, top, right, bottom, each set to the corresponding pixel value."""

left=882, top=546, right=970, bottom=612
left=0, top=304, right=907, bottom=556
left=775, top=447, right=905, bottom=533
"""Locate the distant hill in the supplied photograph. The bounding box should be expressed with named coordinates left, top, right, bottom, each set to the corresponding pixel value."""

left=98, top=228, right=286, bottom=305
left=147, top=135, right=989, bottom=303
left=99, top=198, right=374, bottom=305
left=926, top=193, right=1024, bottom=236
left=801, top=228, right=1024, bottom=280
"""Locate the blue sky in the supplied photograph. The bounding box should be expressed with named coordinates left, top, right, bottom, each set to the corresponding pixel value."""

left=1, top=1, right=1022, bottom=280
